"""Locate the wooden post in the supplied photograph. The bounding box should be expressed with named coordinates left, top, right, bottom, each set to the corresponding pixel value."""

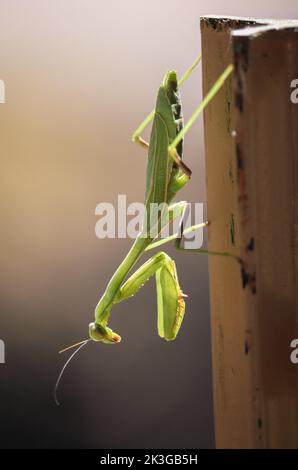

left=200, top=15, right=298, bottom=448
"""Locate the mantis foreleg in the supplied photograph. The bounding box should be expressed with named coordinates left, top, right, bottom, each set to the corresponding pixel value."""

left=89, top=202, right=188, bottom=343
left=99, top=251, right=186, bottom=341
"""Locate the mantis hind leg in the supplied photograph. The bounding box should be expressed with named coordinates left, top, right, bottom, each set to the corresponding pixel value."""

left=168, top=64, right=234, bottom=157
left=131, top=54, right=202, bottom=149
left=167, top=64, right=234, bottom=178
left=114, top=251, right=186, bottom=341
left=133, top=135, right=149, bottom=150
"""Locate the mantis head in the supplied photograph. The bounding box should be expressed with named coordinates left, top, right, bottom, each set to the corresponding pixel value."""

left=89, top=322, right=121, bottom=344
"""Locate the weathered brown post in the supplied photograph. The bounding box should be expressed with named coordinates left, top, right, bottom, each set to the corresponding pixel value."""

left=201, top=15, right=298, bottom=448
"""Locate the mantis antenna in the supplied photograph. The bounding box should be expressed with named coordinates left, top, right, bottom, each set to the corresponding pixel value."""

left=54, top=339, right=90, bottom=406
left=59, top=339, right=90, bottom=354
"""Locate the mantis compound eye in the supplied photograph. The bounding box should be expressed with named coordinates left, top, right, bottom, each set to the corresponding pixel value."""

left=89, top=322, right=121, bottom=344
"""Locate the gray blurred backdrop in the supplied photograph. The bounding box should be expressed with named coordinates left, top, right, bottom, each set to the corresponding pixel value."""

left=0, top=0, right=297, bottom=449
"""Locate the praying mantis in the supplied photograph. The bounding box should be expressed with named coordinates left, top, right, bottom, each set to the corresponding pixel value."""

left=87, top=57, right=234, bottom=345
left=55, top=55, right=235, bottom=404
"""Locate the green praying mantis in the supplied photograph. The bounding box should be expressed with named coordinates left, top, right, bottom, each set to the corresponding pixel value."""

left=88, top=57, right=234, bottom=344
left=55, top=55, right=235, bottom=404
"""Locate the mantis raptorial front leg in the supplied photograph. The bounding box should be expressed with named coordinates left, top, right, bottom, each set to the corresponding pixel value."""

left=91, top=251, right=186, bottom=342
left=89, top=201, right=190, bottom=343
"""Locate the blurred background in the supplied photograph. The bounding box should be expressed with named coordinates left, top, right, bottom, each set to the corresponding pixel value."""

left=0, top=0, right=297, bottom=449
